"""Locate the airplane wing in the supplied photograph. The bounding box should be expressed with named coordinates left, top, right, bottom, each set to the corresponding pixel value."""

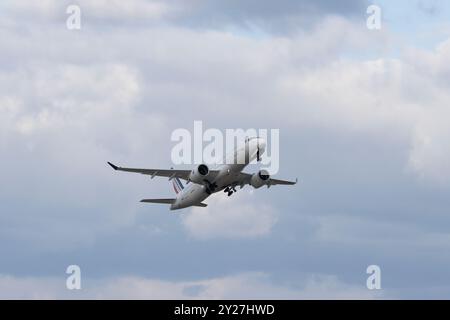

left=107, top=162, right=219, bottom=182
left=236, top=172, right=298, bottom=187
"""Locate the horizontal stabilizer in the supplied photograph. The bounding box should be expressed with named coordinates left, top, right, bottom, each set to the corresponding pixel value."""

left=140, top=198, right=175, bottom=204
left=192, top=202, right=208, bottom=207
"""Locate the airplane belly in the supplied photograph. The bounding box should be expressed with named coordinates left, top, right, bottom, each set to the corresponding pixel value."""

left=213, top=164, right=246, bottom=189
left=177, top=185, right=209, bottom=209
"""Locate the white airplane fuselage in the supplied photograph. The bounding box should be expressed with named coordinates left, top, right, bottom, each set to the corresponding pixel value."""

left=170, top=138, right=266, bottom=210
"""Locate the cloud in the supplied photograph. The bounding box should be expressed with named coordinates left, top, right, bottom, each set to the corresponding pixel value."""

left=182, top=190, right=278, bottom=239
left=0, top=272, right=382, bottom=299
left=167, top=0, right=369, bottom=32
left=408, top=113, right=450, bottom=184
left=313, top=214, right=450, bottom=249
left=0, top=0, right=175, bottom=26
left=79, top=0, right=174, bottom=21
left=0, top=61, right=171, bottom=251
left=1, top=1, right=450, bottom=299
left=0, top=0, right=368, bottom=32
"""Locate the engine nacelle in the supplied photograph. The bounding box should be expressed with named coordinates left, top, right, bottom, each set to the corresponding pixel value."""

left=250, top=170, right=270, bottom=189
left=189, top=164, right=210, bottom=184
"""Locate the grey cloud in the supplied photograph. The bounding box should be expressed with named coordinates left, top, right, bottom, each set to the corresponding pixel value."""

left=0, top=0, right=369, bottom=32
left=0, top=272, right=382, bottom=299
left=169, top=0, right=369, bottom=32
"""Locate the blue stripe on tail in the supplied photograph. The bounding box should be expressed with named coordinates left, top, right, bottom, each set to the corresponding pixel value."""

left=172, top=177, right=184, bottom=194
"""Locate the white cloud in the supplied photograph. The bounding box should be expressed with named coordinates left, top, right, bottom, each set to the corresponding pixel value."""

left=409, top=113, right=450, bottom=185
left=272, top=42, right=450, bottom=184
left=0, top=275, right=63, bottom=300
left=182, top=190, right=278, bottom=239
left=0, top=61, right=170, bottom=250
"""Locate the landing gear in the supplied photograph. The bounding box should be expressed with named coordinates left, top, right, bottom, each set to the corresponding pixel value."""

left=224, top=186, right=237, bottom=196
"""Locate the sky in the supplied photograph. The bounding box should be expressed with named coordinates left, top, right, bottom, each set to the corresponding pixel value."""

left=1, top=0, right=450, bottom=299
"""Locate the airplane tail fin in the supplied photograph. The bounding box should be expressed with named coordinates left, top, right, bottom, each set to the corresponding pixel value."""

left=140, top=198, right=175, bottom=204
left=172, top=177, right=184, bottom=194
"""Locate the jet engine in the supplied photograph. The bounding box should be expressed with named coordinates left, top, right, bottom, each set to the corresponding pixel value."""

left=250, top=170, right=270, bottom=188
left=189, top=164, right=210, bottom=184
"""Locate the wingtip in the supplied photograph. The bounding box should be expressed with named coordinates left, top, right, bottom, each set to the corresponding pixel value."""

left=107, top=161, right=118, bottom=170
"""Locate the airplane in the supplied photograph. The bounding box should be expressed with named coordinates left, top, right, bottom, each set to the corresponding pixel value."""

left=107, top=137, right=297, bottom=210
